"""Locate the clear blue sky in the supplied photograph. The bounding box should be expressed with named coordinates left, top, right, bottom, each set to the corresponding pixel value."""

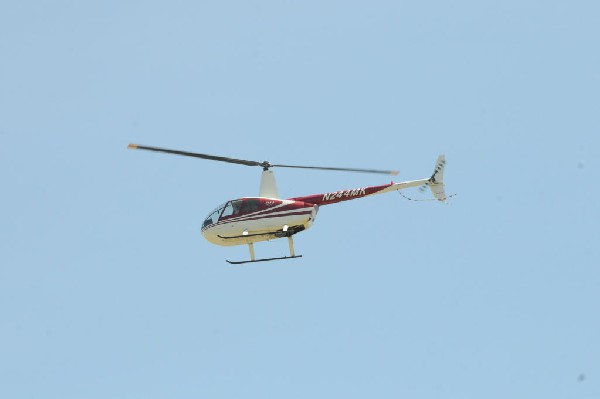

left=1, top=1, right=599, bottom=398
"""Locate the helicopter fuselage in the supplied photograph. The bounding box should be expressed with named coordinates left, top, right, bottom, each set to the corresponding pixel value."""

left=201, top=198, right=318, bottom=246
left=200, top=179, right=438, bottom=247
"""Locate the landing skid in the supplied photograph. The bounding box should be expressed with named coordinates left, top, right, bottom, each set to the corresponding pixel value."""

left=226, top=235, right=301, bottom=265
left=226, top=255, right=302, bottom=265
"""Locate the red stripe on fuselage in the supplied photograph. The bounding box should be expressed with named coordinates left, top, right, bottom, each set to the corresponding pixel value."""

left=202, top=201, right=315, bottom=231
left=228, top=210, right=314, bottom=224
left=289, top=183, right=393, bottom=206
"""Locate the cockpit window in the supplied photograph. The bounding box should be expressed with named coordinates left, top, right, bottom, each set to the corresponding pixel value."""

left=221, top=200, right=243, bottom=218
left=202, top=205, right=224, bottom=228
left=202, top=199, right=263, bottom=229
left=241, top=199, right=260, bottom=213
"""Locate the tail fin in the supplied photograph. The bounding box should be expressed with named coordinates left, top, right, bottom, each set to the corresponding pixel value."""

left=428, top=155, right=447, bottom=201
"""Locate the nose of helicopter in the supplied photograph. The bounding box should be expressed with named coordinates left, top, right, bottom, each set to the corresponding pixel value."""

left=201, top=224, right=220, bottom=245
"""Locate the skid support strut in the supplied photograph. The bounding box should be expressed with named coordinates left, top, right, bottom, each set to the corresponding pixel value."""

left=248, top=242, right=256, bottom=261
left=288, top=236, right=295, bottom=257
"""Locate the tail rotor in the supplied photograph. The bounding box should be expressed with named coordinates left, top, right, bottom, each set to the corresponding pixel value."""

left=418, top=155, right=448, bottom=201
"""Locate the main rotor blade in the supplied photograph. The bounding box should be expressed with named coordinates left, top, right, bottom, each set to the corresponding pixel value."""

left=128, top=144, right=399, bottom=175
left=271, top=163, right=399, bottom=176
left=128, top=144, right=263, bottom=167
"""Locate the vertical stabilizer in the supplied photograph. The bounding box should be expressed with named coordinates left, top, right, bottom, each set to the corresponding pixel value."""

left=428, top=155, right=447, bottom=201
left=259, top=169, right=280, bottom=198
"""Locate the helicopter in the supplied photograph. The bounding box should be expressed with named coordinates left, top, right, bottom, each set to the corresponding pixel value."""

left=128, top=144, right=448, bottom=264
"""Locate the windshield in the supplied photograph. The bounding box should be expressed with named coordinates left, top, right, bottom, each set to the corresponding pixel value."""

left=202, top=204, right=225, bottom=228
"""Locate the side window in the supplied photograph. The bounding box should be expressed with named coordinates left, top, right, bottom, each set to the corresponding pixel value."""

left=221, top=200, right=243, bottom=218
left=221, top=202, right=234, bottom=217
left=242, top=199, right=260, bottom=213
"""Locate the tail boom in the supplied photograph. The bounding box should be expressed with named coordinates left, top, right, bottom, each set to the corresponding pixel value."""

left=289, top=155, right=447, bottom=205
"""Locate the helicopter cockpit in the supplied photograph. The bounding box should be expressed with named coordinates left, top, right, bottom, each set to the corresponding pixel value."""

left=202, top=205, right=224, bottom=229
left=201, top=199, right=264, bottom=229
